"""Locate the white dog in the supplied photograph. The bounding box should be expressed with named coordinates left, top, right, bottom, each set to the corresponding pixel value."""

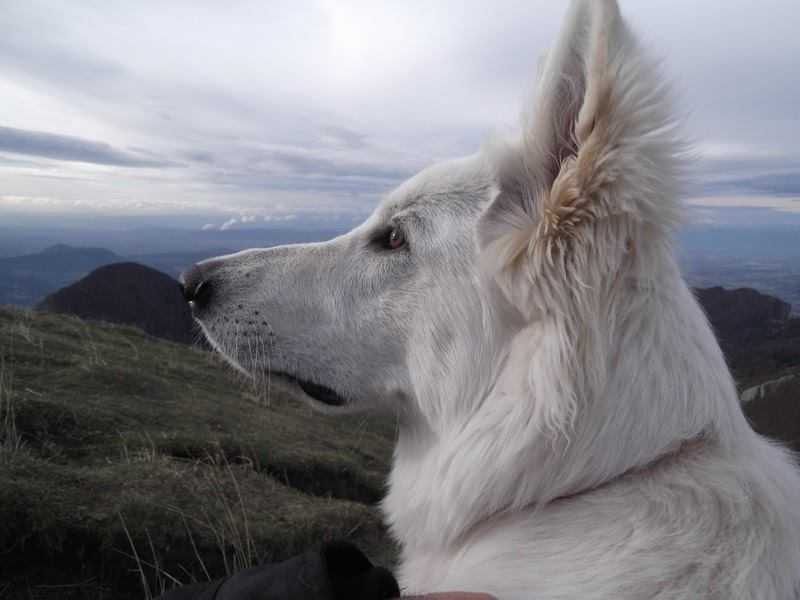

left=182, top=1, right=800, bottom=597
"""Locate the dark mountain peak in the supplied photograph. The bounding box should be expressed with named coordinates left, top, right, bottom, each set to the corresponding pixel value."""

left=38, top=262, right=196, bottom=344
left=694, top=286, right=799, bottom=386
left=695, top=286, right=791, bottom=333
left=88, top=261, right=163, bottom=277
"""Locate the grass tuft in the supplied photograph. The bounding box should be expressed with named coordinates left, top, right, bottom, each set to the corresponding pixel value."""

left=0, top=352, right=26, bottom=462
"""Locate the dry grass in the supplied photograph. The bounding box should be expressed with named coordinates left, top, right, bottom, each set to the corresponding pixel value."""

left=120, top=451, right=267, bottom=598
left=119, top=513, right=182, bottom=600
left=193, top=451, right=259, bottom=575
left=0, top=353, right=26, bottom=462
left=118, top=431, right=161, bottom=464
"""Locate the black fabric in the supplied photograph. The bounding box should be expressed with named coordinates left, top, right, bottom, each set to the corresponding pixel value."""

left=156, top=541, right=399, bottom=600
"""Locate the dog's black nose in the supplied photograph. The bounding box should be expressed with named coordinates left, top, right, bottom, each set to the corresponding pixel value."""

left=179, top=264, right=213, bottom=309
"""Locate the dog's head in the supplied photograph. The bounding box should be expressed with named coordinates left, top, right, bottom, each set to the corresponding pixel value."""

left=183, top=0, right=687, bottom=439
left=182, top=155, right=510, bottom=421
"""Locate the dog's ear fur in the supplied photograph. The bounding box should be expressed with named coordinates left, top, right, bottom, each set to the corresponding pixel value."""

left=479, top=0, right=684, bottom=318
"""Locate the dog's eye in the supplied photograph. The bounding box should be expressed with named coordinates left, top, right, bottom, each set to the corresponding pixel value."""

left=370, top=225, right=408, bottom=251
left=385, top=226, right=406, bottom=250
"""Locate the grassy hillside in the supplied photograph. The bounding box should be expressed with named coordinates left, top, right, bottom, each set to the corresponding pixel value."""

left=0, top=307, right=397, bottom=599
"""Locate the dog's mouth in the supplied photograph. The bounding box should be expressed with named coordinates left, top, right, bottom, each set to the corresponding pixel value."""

left=278, top=373, right=348, bottom=407
left=195, top=320, right=349, bottom=408
left=195, top=321, right=348, bottom=408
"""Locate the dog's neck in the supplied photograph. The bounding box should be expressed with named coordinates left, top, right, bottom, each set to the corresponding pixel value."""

left=548, top=432, right=710, bottom=505
left=383, top=273, right=751, bottom=559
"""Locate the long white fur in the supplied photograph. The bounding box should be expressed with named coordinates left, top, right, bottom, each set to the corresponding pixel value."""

left=194, top=1, right=800, bottom=598
left=388, top=2, right=800, bottom=598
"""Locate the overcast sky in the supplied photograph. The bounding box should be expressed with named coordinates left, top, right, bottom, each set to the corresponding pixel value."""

left=1, top=0, right=799, bottom=229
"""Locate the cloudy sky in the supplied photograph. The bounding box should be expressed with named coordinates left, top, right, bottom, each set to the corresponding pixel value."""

left=1, top=0, right=799, bottom=229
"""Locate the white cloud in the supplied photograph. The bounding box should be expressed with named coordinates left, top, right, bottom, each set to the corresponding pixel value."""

left=203, top=213, right=300, bottom=231
left=687, top=196, right=800, bottom=214
left=0, top=194, right=59, bottom=208
left=695, top=142, right=789, bottom=161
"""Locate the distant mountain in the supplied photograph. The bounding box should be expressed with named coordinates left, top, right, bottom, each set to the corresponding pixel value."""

left=743, top=376, right=800, bottom=453
left=694, top=286, right=800, bottom=387
left=0, top=244, right=121, bottom=306
left=37, top=262, right=196, bottom=344
left=695, top=286, right=791, bottom=333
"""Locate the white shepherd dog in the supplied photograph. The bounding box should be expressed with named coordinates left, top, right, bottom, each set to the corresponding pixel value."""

left=182, top=1, right=800, bottom=597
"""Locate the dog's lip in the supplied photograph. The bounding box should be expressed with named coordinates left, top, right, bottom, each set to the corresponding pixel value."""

left=277, top=372, right=348, bottom=407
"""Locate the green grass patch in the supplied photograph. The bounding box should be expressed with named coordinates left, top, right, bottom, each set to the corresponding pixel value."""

left=0, top=307, right=397, bottom=599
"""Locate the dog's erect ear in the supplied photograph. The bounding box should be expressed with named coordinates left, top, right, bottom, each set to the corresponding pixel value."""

left=479, top=0, right=683, bottom=317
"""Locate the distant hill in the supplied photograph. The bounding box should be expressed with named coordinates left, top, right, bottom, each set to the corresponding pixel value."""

left=694, top=286, right=800, bottom=387
left=744, top=376, right=800, bottom=453
left=37, top=262, right=196, bottom=344
left=696, top=286, right=792, bottom=335
left=0, top=244, right=121, bottom=306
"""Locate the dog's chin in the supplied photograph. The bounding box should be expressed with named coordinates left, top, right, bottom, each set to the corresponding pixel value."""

left=196, top=320, right=353, bottom=411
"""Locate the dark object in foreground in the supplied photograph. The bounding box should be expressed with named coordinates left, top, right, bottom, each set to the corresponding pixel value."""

left=157, top=541, right=399, bottom=600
